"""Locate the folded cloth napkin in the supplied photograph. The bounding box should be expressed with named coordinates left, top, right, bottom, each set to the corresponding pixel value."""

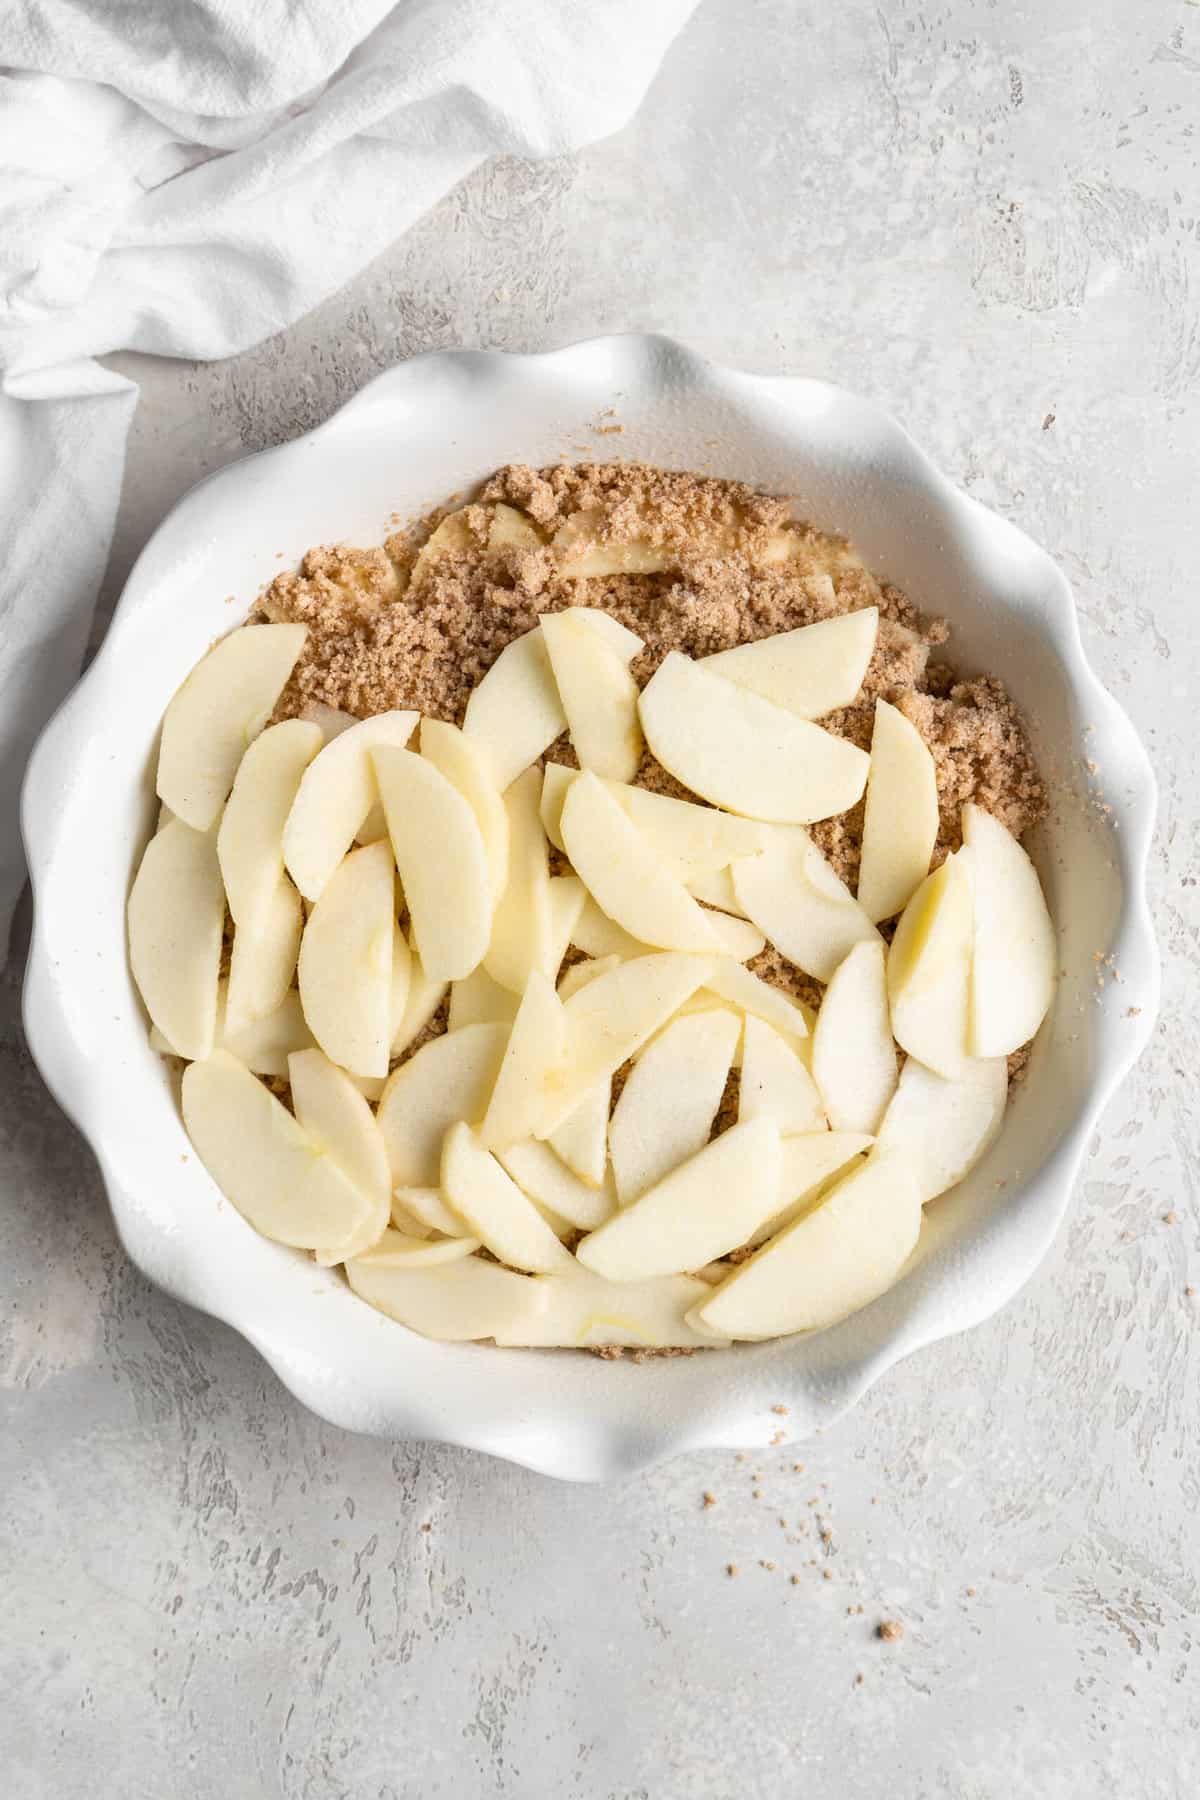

left=0, top=0, right=696, bottom=957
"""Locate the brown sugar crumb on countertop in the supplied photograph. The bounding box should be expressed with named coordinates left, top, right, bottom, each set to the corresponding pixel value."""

left=877, top=1618, right=904, bottom=1641
left=702, top=1491, right=717, bottom=1509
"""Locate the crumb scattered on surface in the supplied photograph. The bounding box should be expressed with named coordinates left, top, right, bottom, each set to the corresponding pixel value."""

left=771, top=1404, right=789, bottom=1416
left=877, top=1618, right=904, bottom=1642
left=1163, top=1211, right=1178, bottom=1225
left=727, top=1563, right=739, bottom=1578
left=702, top=1491, right=717, bottom=1509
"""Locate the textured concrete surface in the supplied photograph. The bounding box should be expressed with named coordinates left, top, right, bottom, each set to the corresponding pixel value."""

left=3, top=4, right=1199, bottom=1796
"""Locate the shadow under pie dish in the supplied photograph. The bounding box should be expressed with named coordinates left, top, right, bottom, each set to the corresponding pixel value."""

left=22, top=339, right=1158, bottom=1479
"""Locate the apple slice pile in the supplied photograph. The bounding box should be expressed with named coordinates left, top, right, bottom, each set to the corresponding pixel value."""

left=130, top=595, right=1056, bottom=1352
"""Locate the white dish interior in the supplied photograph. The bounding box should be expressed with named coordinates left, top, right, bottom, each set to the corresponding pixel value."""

left=21, top=338, right=1158, bottom=1481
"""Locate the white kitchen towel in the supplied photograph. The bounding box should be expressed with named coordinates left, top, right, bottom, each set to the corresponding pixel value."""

left=0, top=0, right=696, bottom=957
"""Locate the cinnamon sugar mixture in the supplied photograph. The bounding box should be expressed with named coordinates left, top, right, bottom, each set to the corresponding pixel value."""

left=260, top=457, right=1044, bottom=923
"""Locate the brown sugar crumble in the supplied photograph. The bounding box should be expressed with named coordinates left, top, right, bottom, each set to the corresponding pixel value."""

left=877, top=1618, right=904, bottom=1642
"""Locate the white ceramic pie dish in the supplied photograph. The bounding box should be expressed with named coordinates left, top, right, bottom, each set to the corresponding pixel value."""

left=21, top=336, right=1158, bottom=1481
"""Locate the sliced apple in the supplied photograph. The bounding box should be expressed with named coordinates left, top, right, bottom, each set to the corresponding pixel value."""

left=484, top=767, right=555, bottom=993
left=639, top=652, right=869, bottom=823
left=448, top=964, right=521, bottom=1032
left=541, top=609, right=644, bottom=783
left=962, top=804, right=1056, bottom=1056
left=685, top=865, right=749, bottom=916
left=157, top=623, right=308, bottom=830
left=557, top=955, right=622, bottom=1001
left=297, top=840, right=394, bottom=1077
left=699, top=609, right=878, bottom=719
left=540, top=762, right=575, bottom=853
left=876, top=1053, right=1007, bottom=1205
left=546, top=875, right=587, bottom=979
left=738, top=1014, right=826, bottom=1134
left=462, top=627, right=566, bottom=792
left=570, top=607, right=644, bottom=661
left=691, top=1150, right=922, bottom=1339
left=182, top=1050, right=375, bottom=1252
left=442, top=1122, right=574, bottom=1274
left=373, top=747, right=491, bottom=983
left=570, top=896, right=643, bottom=961
left=420, top=718, right=510, bottom=903
left=887, top=850, right=974, bottom=1080
left=224, top=876, right=303, bottom=1037
left=283, top=710, right=418, bottom=902
left=495, top=1140, right=616, bottom=1231
left=391, top=933, right=447, bottom=1058
left=733, top=827, right=880, bottom=981
left=128, top=816, right=224, bottom=1061
left=561, top=771, right=722, bottom=954
left=576, top=1118, right=781, bottom=1281
left=393, top=1184, right=477, bottom=1238
left=412, top=502, right=544, bottom=583
left=352, top=1229, right=481, bottom=1269
left=536, top=952, right=714, bottom=1139
left=220, top=985, right=313, bottom=1075
left=216, top=718, right=323, bottom=934
left=811, top=941, right=898, bottom=1134
left=856, top=699, right=939, bottom=923
left=609, top=782, right=766, bottom=874
left=479, top=973, right=567, bottom=1151
left=548, top=1075, right=610, bottom=1188
left=703, top=959, right=811, bottom=1048
left=386, top=922, right=412, bottom=1044
left=376, top=1021, right=508, bottom=1187
left=300, top=700, right=358, bottom=742
left=493, top=1267, right=723, bottom=1349
left=744, top=1131, right=874, bottom=1248
left=346, top=1250, right=548, bottom=1341
left=288, top=1048, right=391, bottom=1263
left=553, top=508, right=676, bottom=577
left=609, top=1009, right=741, bottom=1205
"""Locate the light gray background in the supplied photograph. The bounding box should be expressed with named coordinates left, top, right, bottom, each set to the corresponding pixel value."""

left=3, top=4, right=1198, bottom=1796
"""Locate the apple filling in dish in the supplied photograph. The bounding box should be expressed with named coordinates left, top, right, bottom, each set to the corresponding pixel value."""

left=130, top=463, right=1054, bottom=1353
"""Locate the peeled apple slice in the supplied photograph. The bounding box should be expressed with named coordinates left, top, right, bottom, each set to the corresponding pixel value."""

left=216, top=717, right=322, bottom=934
left=553, top=509, right=676, bottom=577
left=609, top=1009, right=741, bottom=1205
left=224, top=876, right=303, bottom=1038
left=536, top=952, right=714, bottom=1139
left=297, top=840, right=394, bottom=1077
left=492, top=1267, right=724, bottom=1349
left=733, top=828, right=880, bottom=982
left=448, top=964, right=521, bottom=1032
left=962, top=804, right=1056, bottom=1056
left=609, top=782, right=766, bottom=874
left=691, top=1150, right=921, bottom=1339
left=182, top=1051, right=375, bottom=1252
left=540, top=608, right=644, bottom=783
left=352, top=1229, right=481, bottom=1269
left=462, top=628, right=566, bottom=792
left=703, top=959, right=811, bottom=1048
left=156, top=623, right=308, bottom=830
left=393, top=1184, right=476, bottom=1238
left=686, top=866, right=749, bottom=916
left=887, top=850, right=974, bottom=1080
left=485, top=767, right=555, bottom=994
left=561, top=772, right=722, bottom=955
left=557, top=955, right=622, bottom=1002
left=288, top=1048, right=391, bottom=1263
left=738, top=1015, right=826, bottom=1134
left=386, top=922, right=413, bottom=1047
left=699, top=609, right=878, bottom=719
left=479, top=973, right=567, bottom=1151
left=495, top=1139, right=616, bottom=1231
left=220, top=985, right=314, bottom=1076
left=639, top=652, right=869, bottom=823
left=128, top=816, right=224, bottom=1061
left=441, top=1122, right=574, bottom=1274
left=391, top=934, right=447, bottom=1058
left=744, top=1131, right=874, bottom=1248
left=373, top=747, right=491, bottom=983
left=282, top=710, right=418, bottom=902
left=547, top=1074, right=610, bottom=1188
left=856, top=699, right=939, bottom=923
left=576, top=1118, right=781, bottom=1281
left=546, top=875, right=587, bottom=979
left=376, top=1022, right=508, bottom=1187
left=876, top=1052, right=1008, bottom=1205
left=810, top=940, right=898, bottom=1134
left=411, top=503, right=543, bottom=582
left=540, top=762, right=575, bottom=854
left=420, top=718, right=510, bottom=903
left=346, top=1251, right=548, bottom=1342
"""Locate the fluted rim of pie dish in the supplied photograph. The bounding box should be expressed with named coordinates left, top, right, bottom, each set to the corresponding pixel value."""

left=20, top=337, right=1159, bottom=1481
